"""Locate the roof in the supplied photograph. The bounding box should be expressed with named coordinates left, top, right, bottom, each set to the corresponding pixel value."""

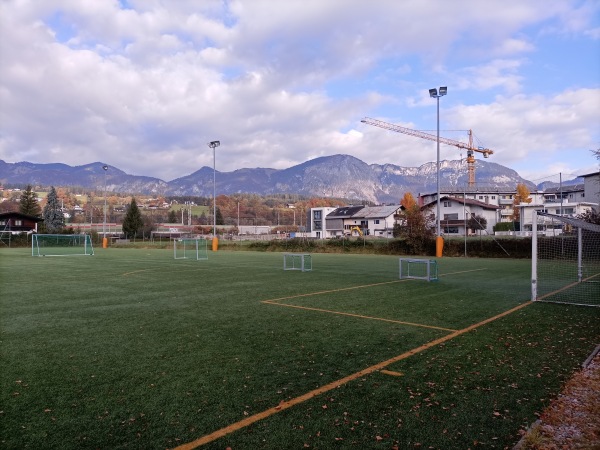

left=543, top=184, right=584, bottom=194
left=353, top=205, right=401, bottom=219
left=326, top=205, right=365, bottom=218
left=421, top=196, right=499, bottom=210
left=0, top=211, right=43, bottom=222
left=579, top=171, right=600, bottom=178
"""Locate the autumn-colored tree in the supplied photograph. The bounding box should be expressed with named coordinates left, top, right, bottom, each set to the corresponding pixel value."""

left=395, top=192, right=434, bottom=252
left=512, top=183, right=532, bottom=221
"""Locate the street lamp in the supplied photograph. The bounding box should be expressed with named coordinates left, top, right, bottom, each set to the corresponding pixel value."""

left=208, top=141, right=220, bottom=238
left=102, top=165, right=108, bottom=248
left=429, top=86, right=447, bottom=257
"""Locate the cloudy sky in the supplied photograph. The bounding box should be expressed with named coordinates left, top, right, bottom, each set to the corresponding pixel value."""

left=1, top=0, right=598, bottom=184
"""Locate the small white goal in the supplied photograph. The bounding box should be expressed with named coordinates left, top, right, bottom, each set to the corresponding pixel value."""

left=283, top=253, right=312, bottom=272
left=399, top=258, right=438, bottom=282
left=174, top=238, right=208, bottom=260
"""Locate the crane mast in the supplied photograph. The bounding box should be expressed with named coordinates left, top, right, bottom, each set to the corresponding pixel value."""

left=361, top=117, right=494, bottom=186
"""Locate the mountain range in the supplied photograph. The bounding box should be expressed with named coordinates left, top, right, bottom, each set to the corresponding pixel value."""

left=0, top=155, right=566, bottom=204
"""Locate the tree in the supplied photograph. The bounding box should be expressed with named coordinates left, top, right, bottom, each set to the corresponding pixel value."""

left=122, top=198, right=144, bottom=239
left=512, top=183, right=532, bottom=222
left=167, top=210, right=178, bottom=223
left=467, top=215, right=487, bottom=234
left=577, top=209, right=600, bottom=226
left=19, top=185, right=41, bottom=217
left=42, top=186, right=64, bottom=233
left=395, top=192, right=434, bottom=252
left=215, top=207, right=224, bottom=225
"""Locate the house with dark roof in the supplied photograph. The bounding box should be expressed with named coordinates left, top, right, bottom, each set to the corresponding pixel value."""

left=0, top=212, right=43, bottom=234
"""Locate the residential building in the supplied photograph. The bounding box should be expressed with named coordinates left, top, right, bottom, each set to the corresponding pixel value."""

left=420, top=196, right=499, bottom=235
left=581, top=171, right=600, bottom=210
left=0, top=212, right=43, bottom=234
left=307, top=207, right=337, bottom=238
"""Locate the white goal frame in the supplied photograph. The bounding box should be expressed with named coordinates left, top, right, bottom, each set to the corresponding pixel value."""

left=283, top=253, right=312, bottom=272
left=399, top=258, right=438, bottom=282
left=173, top=238, right=208, bottom=260
left=32, top=234, right=94, bottom=256
left=532, top=211, right=600, bottom=307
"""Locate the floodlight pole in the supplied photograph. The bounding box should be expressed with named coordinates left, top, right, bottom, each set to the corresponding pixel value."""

left=208, top=141, right=220, bottom=237
left=102, top=165, right=108, bottom=248
left=429, top=86, right=447, bottom=256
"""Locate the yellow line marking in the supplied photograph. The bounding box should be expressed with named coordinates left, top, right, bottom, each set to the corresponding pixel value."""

left=262, top=300, right=457, bottom=332
left=380, top=369, right=404, bottom=377
left=262, top=268, right=487, bottom=304
left=173, top=300, right=531, bottom=450
left=122, top=268, right=156, bottom=276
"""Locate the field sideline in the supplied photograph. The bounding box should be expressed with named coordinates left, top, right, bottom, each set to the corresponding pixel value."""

left=1, top=247, right=599, bottom=449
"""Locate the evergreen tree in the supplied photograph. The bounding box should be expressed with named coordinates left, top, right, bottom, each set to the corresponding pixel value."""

left=215, top=207, right=224, bottom=225
left=122, top=198, right=144, bottom=239
left=19, top=184, right=41, bottom=217
left=167, top=210, right=178, bottom=223
left=42, top=186, right=64, bottom=233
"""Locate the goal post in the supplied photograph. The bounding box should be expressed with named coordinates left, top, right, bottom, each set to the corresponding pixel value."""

left=399, top=258, right=438, bottom=282
left=173, top=238, right=208, bottom=260
left=532, top=211, right=600, bottom=307
left=32, top=234, right=94, bottom=256
left=283, top=253, right=312, bottom=272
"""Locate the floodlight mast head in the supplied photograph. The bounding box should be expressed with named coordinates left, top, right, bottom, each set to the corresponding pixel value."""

left=429, top=86, right=447, bottom=98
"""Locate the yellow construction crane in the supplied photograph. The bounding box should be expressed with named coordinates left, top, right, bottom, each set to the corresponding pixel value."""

left=361, top=117, right=494, bottom=186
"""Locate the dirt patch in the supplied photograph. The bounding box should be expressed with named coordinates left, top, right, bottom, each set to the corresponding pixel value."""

left=516, top=349, right=600, bottom=449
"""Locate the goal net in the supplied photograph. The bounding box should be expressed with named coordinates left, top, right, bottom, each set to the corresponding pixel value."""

left=174, top=238, right=208, bottom=260
left=399, top=258, right=438, bottom=282
left=283, top=253, right=312, bottom=272
left=32, top=234, right=94, bottom=256
left=532, top=211, right=600, bottom=307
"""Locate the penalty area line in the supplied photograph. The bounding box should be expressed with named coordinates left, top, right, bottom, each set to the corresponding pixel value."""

left=261, top=300, right=457, bottom=332
left=173, top=300, right=532, bottom=450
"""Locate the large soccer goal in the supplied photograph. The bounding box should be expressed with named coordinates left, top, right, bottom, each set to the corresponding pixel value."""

left=174, top=238, right=208, bottom=260
left=283, top=253, right=312, bottom=272
left=399, top=258, right=438, bottom=282
left=32, top=234, right=94, bottom=256
left=532, top=211, right=600, bottom=307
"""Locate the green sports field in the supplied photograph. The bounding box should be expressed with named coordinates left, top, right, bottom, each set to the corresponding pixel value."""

left=1, top=247, right=599, bottom=449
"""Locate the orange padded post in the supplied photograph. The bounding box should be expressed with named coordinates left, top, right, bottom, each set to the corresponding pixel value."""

left=435, top=235, right=444, bottom=257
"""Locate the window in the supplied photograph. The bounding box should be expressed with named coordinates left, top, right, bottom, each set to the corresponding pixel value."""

left=564, top=208, right=574, bottom=214
left=313, top=220, right=322, bottom=230
left=491, top=196, right=496, bottom=200
left=374, top=219, right=380, bottom=224
left=443, top=213, right=458, bottom=220
left=313, top=210, right=321, bottom=219
left=478, top=196, right=483, bottom=200
left=444, top=227, right=459, bottom=234
left=443, top=201, right=451, bottom=207
left=15, top=220, right=22, bottom=226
